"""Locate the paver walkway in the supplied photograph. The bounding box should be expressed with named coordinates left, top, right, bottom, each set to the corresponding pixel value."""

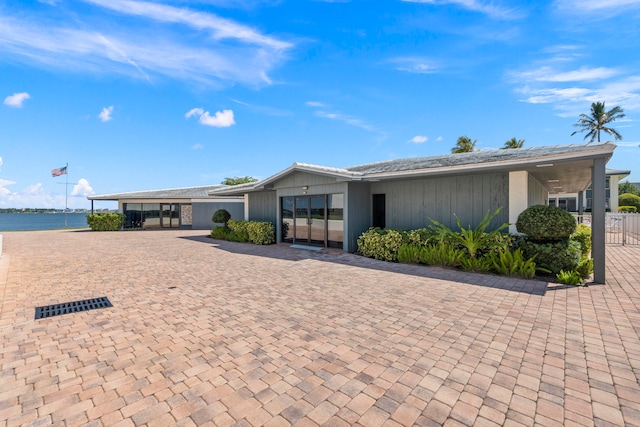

left=0, top=229, right=639, bottom=426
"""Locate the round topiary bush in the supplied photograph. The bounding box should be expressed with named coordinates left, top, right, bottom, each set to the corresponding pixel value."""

left=212, top=209, right=231, bottom=225
left=516, top=205, right=576, bottom=242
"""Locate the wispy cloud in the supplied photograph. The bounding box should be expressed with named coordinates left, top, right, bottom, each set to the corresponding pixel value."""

left=4, top=92, right=30, bottom=108
left=192, top=143, right=204, bottom=150
left=409, top=135, right=428, bottom=143
left=401, top=0, right=524, bottom=20
left=555, top=0, right=640, bottom=14
left=186, top=108, right=236, bottom=127
left=230, top=98, right=292, bottom=117
left=508, top=49, right=640, bottom=116
left=510, top=66, right=620, bottom=83
left=305, top=101, right=384, bottom=134
left=0, top=1, right=293, bottom=87
left=98, top=105, right=114, bottom=122
left=391, top=57, right=439, bottom=74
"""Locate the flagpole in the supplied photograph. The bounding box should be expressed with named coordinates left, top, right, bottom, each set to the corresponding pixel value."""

left=65, top=162, right=68, bottom=228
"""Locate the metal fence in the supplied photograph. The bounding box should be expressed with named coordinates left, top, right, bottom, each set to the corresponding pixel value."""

left=575, top=213, right=640, bottom=246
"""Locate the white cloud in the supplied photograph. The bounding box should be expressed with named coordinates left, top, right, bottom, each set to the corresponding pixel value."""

left=192, top=143, right=204, bottom=150
left=305, top=102, right=383, bottom=135
left=305, top=101, right=326, bottom=107
left=391, top=57, right=439, bottom=74
left=555, top=0, right=640, bottom=14
left=4, top=92, right=31, bottom=108
left=0, top=156, right=3, bottom=170
left=71, top=178, right=95, bottom=197
left=186, top=108, right=235, bottom=127
left=410, top=135, right=428, bottom=143
left=436, top=136, right=443, bottom=142
left=510, top=66, right=620, bottom=83
left=0, top=180, right=92, bottom=209
left=0, top=1, right=293, bottom=87
left=402, top=0, right=524, bottom=20
left=98, top=105, right=114, bottom=122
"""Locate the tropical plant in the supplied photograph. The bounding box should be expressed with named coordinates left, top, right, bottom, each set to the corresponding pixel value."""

left=451, top=135, right=477, bottom=153
left=459, top=255, right=493, bottom=273
left=418, top=243, right=464, bottom=268
left=490, top=248, right=537, bottom=279
left=556, top=270, right=585, bottom=286
left=576, top=258, right=594, bottom=280
left=221, top=176, right=258, bottom=185
left=398, top=244, right=422, bottom=264
left=571, top=101, right=625, bottom=142
left=571, top=223, right=592, bottom=259
left=502, top=137, right=525, bottom=149
left=429, top=207, right=509, bottom=258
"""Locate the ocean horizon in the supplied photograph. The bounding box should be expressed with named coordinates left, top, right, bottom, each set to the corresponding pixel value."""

left=0, top=212, right=90, bottom=231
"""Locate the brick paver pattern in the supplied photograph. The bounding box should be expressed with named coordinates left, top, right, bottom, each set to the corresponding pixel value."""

left=1, top=229, right=639, bottom=426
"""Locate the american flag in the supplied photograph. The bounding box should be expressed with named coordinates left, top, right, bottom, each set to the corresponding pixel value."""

left=51, top=166, right=67, bottom=177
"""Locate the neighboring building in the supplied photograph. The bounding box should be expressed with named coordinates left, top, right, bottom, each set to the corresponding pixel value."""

left=209, top=142, right=615, bottom=253
left=88, top=185, right=244, bottom=230
left=549, top=169, right=630, bottom=212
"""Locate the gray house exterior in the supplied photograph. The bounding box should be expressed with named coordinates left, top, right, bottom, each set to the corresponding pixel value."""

left=88, top=185, right=244, bottom=230
left=210, top=142, right=615, bottom=283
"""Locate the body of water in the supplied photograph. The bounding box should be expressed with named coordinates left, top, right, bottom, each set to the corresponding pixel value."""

left=0, top=213, right=90, bottom=231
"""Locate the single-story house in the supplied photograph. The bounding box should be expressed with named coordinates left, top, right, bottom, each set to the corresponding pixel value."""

left=88, top=185, right=244, bottom=230
left=209, top=142, right=615, bottom=283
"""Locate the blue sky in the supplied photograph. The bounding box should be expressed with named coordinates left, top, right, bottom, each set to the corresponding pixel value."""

left=1, top=0, right=639, bottom=209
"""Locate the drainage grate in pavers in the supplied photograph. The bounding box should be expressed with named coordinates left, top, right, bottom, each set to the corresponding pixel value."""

left=35, top=296, right=112, bottom=320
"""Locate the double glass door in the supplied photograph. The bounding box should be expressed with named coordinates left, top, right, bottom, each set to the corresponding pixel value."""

left=282, top=196, right=326, bottom=246
left=160, top=204, right=180, bottom=228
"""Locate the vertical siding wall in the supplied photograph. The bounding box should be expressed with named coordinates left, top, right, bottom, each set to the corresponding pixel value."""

left=370, top=173, right=509, bottom=231
left=528, top=175, right=548, bottom=206
left=346, top=182, right=371, bottom=252
left=193, top=201, right=245, bottom=229
left=248, top=192, right=277, bottom=223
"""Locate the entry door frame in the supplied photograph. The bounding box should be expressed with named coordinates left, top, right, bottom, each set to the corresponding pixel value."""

left=160, top=203, right=180, bottom=228
left=293, top=195, right=327, bottom=247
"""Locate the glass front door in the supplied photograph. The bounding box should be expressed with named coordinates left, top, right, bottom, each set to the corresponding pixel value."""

left=160, top=204, right=180, bottom=228
left=292, top=196, right=326, bottom=246
left=281, top=195, right=343, bottom=248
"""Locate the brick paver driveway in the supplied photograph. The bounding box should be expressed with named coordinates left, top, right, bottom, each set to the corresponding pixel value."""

left=1, top=229, right=639, bottom=426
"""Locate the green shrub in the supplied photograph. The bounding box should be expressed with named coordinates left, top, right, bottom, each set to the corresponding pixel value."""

left=86, top=213, right=125, bottom=231
left=419, top=243, right=464, bottom=268
left=357, top=228, right=404, bottom=262
left=406, top=228, right=433, bottom=246
left=398, top=244, right=422, bottom=264
left=519, top=239, right=581, bottom=274
left=210, top=226, right=232, bottom=240
left=228, top=219, right=250, bottom=236
left=246, top=221, right=275, bottom=245
left=490, top=248, right=537, bottom=279
left=619, top=193, right=640, bottom=211
left=618, top=206, right=637, bottom=213
left=556, top=270, right=584, bottom=286
left=460, top=255, right=493, bottom=273
left=516, top=205, right=576, bottom=241
left=212, top=209, right=231, bottom=225
left=576, top=258, right=594, bottom=280
left=571, top=223, right=592, bottom=259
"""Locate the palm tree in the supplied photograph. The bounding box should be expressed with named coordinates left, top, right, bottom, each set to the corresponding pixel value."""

left=571, top=101, right=625, bottom=142
left=502, top=137, right=524, bottom=149
left=451, top=136, right=477, bottom=153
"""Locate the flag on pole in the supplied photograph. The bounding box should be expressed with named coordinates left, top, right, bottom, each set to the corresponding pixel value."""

left=51, top=166, right=67, bottom=177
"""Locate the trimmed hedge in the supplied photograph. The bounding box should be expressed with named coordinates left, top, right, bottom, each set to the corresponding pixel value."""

left=212, top=209, right=231, bottom=225
left=619, top=193, right=640, bottom=211
left=519, top=239, right=581, bottom=274
left=571, top=223, right=592, bottom=259
left=516, top=205, right=576, bottom=241
left=211, top=219, right=275, bottom=245
left=619, top=206, right=637, bottom=213
left=86, top=213, right=125, bottom=231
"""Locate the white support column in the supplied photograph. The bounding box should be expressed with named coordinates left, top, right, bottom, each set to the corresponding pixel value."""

left=509, top=171, right=529, bottom=234
left=244, top=194, right=249, bottom=221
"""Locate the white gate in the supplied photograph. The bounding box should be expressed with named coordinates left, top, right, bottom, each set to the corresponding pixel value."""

left=574, top=213, right=640, bottom=246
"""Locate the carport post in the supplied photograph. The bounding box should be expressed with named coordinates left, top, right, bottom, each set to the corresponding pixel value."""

left=592, top=158, right=606, bottom=284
